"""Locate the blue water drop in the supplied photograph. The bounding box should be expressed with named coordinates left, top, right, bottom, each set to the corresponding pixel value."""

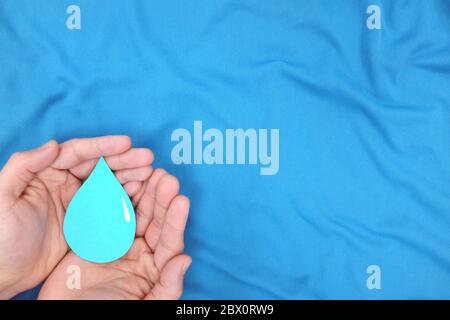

left=63, top=157, right=136, bottom=263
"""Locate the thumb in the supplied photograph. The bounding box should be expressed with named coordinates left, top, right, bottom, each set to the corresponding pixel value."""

left=0, top=140, right=59, bottom=207
left=145, top=254, right=192, bottom=300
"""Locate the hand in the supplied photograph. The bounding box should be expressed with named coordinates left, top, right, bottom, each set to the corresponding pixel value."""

left=38, top=169, right=191, bottom=300
left=0, top=137, right=154, bottom=299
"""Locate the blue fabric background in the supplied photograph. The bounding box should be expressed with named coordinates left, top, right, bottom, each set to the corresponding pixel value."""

left=1, top=0, right=449, bottom=299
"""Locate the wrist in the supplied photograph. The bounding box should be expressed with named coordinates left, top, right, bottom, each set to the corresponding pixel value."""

left=0, top=280, right=22, bottom=300
left=0, top=272, right=34, bottom=299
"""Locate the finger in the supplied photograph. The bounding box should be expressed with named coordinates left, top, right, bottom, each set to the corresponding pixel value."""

left=67, top=148, right=154, bottom=180
left=115, top=166, right=153, bottom=184
left=51, top=135, right=131, bottom=169
left=131, top=180, right=147, bottom=207
left=145, top=254, right=191, bottom=300
left=106, top=148, right=154, bottom=171
left=0, top=140, right=59, bottom=207
left=134, top=168, right=167, bottom=236
left=124, top=181, right=143, bottom=197
left=144, top=174, right=180, bottom=250
left=154, top=195, right=190, bottom=270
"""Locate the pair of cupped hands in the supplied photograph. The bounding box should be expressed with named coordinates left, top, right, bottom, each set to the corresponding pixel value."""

left=0, top=136, right=191, bottom=300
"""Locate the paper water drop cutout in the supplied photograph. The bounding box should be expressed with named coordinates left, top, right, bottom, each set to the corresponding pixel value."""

left=63, top=157, right=136, bottom=263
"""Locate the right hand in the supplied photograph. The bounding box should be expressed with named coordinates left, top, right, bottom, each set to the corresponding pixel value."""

left=38, top=169, right=191, bottom=300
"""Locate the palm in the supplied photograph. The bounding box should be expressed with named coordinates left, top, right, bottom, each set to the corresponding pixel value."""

left=0, top=136, right=155, bottom=297
left=39, top=169, right=191, bottom=300
left=0, top=168, right=79, bottom=291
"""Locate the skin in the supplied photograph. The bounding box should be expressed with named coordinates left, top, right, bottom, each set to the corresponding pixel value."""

left=0, top=136, right=191, bottom=299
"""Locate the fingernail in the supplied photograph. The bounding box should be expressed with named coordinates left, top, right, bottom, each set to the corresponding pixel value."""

left=182, top=260, right=192, bottom=274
